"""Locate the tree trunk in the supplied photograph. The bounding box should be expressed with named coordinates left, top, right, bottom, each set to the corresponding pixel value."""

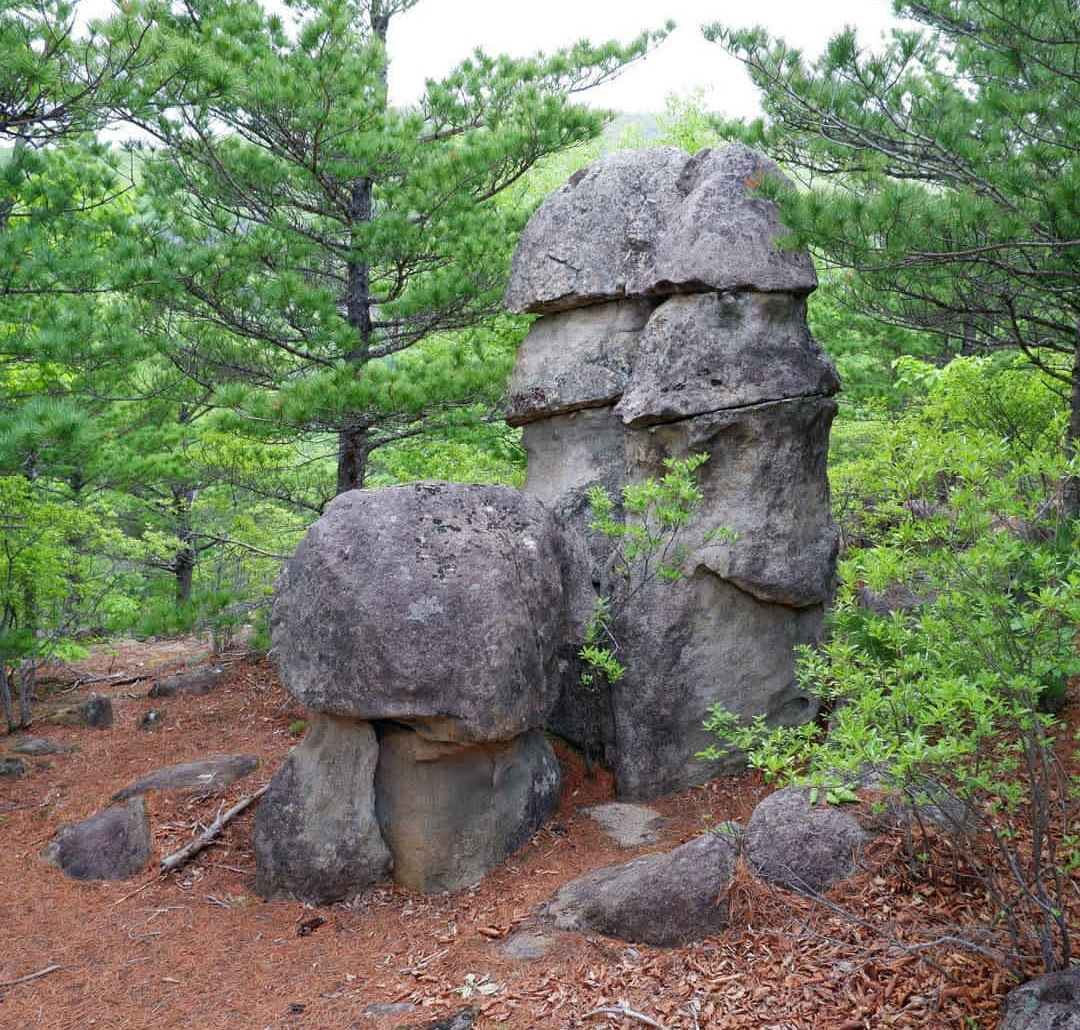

left=171, top=486, right=197, bottom=603
left=0, top=663, right=14, bottom=733
left=16, top=660, right=33, bottom=729
left=336, top=172, right=376, bottom=496
left=1063, top=321, right=1080, bottom=522
left=337, top=424, right=371, bottom=494
left=174, top=543, right=195, bottom=604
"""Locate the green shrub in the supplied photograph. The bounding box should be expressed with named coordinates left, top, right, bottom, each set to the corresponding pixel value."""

left=702, top=355, right=1080, bottom=976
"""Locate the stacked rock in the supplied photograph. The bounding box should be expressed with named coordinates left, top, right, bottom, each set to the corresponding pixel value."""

left=254, top=482, right=589, bottom=902
left=504, top=145, right=841, bottom=799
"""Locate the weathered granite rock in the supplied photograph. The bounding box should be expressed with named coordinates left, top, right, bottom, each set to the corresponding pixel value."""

left=1000, top=967, right=1080, bottom=1030
left=270, top=482, right=590, bottom=744
left=49, top=693, right=114, bottom=729
left=545, top=831, right=738, bottom=946
left=12, top=736, right=73, bottom=756
left=84, top=694, right=116, bottom=728
left=743, top=787, right=872, bottom=895
left=505, top=299, right=658, bottom=424
left=583, top=803, right=666, bottom=847
left=0, top=755, right=28, bottom=778
left=111, top=753, right=259, bottom=801
left=504, top=145, right=839, bottom=798
left=43, top=797, right=152, bottom=881
left=254, top=715, right=391, bottom=904
left=374, top=726, right=560, bottom=893
left=149, top=666, right=225, bottom=698
left=504, top=145, right=816, bottom=315
left=138, top=709, right=164, bottom=731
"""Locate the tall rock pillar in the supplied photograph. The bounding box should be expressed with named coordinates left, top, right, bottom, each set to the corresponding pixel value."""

left=504, top=145, right=840, bottom=799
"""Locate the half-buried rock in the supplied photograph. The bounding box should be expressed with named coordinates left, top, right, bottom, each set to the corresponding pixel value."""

left=43, top=797, right=152, bottom=881
left=257, top=482, right=589, bottom=901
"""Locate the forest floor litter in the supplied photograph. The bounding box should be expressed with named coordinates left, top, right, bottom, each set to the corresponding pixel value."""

left=1, top=637, right=1076, bottom=1030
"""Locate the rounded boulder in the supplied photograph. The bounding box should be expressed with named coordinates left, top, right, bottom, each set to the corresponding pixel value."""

left=270, top=482, right=588, bottom=742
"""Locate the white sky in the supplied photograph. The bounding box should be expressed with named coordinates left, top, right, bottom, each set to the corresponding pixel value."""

left=78, top=0, right=904, bottom=119
left=385, top=0, right=903, bottom=117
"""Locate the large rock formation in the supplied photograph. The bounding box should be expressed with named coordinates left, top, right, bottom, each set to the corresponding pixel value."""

left=259, top=143, right=840, bottom=899
left=256, top=482, right=588, bottom=902
left=505, top=144, right=839, bottom=799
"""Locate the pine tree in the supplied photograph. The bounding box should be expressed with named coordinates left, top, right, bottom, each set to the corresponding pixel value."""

left=111, top=0, right=667, bottom=493
left=705, top=0, right=1080, bottom=515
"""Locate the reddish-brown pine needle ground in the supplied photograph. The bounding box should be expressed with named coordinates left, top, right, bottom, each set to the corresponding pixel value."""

left=1, top=639, right=1076, bottom=1030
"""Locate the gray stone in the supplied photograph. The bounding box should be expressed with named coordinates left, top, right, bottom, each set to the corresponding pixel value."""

left=545, top=831, right=737, bottom=946
left=43, top=797, right=152, bottom=881
left=254, top=714, right=391, bottom=904
left=501, top=933, right=557, bottom=960
left=504, top=147, right=838, bottom=799
left=583, top=803, right=665, bottom=847
left=374, top=726, right=561, bottom=893
left=79, top=694, right=113, bottom=728
left=138, top=709, right=164, bottom=731
left=12, top=736, right=73, bottom=756
left=364, top=1002, right=417, bottom=1018
left=626, top=398, right=840, bottom=607
left=270, top=481, right=590, bottom=743
left=111, top=753, right=259, bottom=801
left=149, top=666, right=225, bottom=698
left=505, top=299, right=657, bottom=425
left=504, top=145, right=816, bottom=314
left=1000, top=968, right=1080, bottom=1030
left=615, top=292, right=839, bottom=426
left=608, top=574, right=824, bottom=799
left=0, top=755, right=28, bottom=778
left=744, top=787, right=872, bottom=895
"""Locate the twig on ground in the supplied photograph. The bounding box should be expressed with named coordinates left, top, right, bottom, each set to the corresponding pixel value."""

left=584, top=1003, right=669, bottom=1030
left=0, top=964, right=62, bottom=988
left=160, top=785, right=269, bottom=874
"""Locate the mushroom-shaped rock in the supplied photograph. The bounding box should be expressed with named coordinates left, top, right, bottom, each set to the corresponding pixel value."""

left=503, top=145, right=817, bottom=315
left=270, top=482, right=589, bottom=743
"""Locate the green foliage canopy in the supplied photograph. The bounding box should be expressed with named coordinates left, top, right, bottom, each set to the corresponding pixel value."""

left=109, top=0, right=667, bottom=493
left=705, top=0, right=1080, bottom=513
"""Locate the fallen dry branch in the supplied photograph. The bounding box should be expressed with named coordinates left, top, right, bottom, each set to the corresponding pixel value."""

left=584, top=1003, right=670, bottom=1030
left=0, top=964, right=62, bottom=988
left=160, top=784, right=269, bottom=874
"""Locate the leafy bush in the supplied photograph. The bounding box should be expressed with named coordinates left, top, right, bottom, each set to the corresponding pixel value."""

left=702, top=355, right=1080, bottom=976
left=579, top=454, right=734, bottom=688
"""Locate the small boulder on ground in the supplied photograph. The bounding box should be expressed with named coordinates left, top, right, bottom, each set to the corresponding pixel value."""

left=12, top=736, right=74, bottom=756
left=583, top=803, right=666, bottom=847
left=48, top=694, right=114, bottom=729
left=149, top=666, right=226, bottom=698
left=545, top=830, right=738, bottom=946
left=1000, top=967, right=1080, bottom=1030
left=43, top=797, right=152, bottom=881
left=111, top=754, right=259, bottom=801
left=0, top=755, right=28, bottom=778
left=743, top=786, right=872, bottom=895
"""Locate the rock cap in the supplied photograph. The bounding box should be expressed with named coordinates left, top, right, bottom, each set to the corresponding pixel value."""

left=504, top=144, right=817, bottom=314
